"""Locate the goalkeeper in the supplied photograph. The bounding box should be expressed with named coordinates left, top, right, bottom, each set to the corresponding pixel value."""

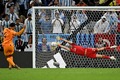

left=56, top=37, right=117, bottom=60
left=2, top=23, right=26, bottom=69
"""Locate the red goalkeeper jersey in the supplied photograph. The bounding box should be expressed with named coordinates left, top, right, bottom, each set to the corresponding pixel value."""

left=70, top=43, right=97, bottom=58
left=70, top=43, right=85, bottom=56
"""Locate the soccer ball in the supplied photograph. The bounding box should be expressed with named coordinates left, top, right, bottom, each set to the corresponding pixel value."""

left=51, top=42, right=57, bottom=47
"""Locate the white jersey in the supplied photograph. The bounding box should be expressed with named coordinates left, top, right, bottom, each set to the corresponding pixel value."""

left=52, top=18, right=64, bottom=33
left=94, top=19, right=109, bottom=33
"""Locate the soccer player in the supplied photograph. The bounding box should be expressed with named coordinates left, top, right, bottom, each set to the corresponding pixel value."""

left=56, top=37, right=117, bottom=60
left=2, top=23, right=26, bottom=69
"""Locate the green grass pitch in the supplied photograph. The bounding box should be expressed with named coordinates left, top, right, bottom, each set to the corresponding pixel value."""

left=0, top=68, right=120, bottom=80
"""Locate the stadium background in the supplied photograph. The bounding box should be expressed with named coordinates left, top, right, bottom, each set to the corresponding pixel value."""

left=0, top=1, right=120, bottom=80
left=0, top=0, right=119, bottom=67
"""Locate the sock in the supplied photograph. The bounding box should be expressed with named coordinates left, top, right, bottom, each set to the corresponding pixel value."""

left=9, top=63, right=12, bottom=68
left=7, top=57, right=15, bottom=67
left=104, top=46, right=110, bottom=50
left=102, top=55, right=110, bottom=59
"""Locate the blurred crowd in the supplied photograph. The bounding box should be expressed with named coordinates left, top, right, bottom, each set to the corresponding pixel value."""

left=0, top=0, right=119, bottom=34
left=37, top=9, right=120, bottom=34
left=0, top=0, right=119, bottom=20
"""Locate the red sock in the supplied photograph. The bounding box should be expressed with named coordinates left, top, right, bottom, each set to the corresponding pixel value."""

left=104, top=46, right=110, bottom=50
left=102, top=55, right=110, bottom=59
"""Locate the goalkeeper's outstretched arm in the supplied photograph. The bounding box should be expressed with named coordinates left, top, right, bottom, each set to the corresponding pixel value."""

left=58, top=44, right=70, bottom=51
left=56, top=36, right=73, bottom=44
left=62, top=38, right=73, bottom=44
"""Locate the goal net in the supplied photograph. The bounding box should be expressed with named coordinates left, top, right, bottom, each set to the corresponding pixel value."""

left=32, top=6, right=120, bottom=68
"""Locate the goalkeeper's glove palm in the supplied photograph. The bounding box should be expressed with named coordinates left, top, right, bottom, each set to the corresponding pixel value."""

left=56, top=36, right=62, bottom=40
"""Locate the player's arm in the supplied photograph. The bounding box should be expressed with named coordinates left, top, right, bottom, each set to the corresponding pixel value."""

left=61, top=38, right=73, bottom=44
left=56, top=36, right=73, bottom=44
left=58, top=44, right=70, bottom=51
left=15, top=25, right=26, bottom=36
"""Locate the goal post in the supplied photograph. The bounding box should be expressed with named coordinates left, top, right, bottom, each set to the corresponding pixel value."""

left=32, top=6, right=120, bottom=68
left=32, top=7, right=36, bottom=68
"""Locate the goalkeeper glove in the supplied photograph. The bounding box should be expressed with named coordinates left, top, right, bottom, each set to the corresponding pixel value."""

left=56, top=36, right=63, bottom=40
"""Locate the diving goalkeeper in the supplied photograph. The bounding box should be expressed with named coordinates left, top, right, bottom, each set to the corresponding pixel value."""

left=56, top=37, right=117, bottom=60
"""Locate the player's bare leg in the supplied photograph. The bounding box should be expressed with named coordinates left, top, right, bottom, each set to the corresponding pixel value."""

left=96, top=54, right=116, bottom=60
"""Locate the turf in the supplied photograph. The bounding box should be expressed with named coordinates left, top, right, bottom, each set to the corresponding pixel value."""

left=0, top=68, right=120, bottom=80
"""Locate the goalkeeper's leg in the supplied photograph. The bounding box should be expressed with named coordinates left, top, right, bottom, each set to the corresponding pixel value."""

left=97, top=45, right=117, bottom=51
left=86, top=48, right=116, bottom=60
left=96, top=54, right=116, bottom=60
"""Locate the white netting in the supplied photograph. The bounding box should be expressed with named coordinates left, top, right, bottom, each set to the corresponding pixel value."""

left=32, top=7, right=120, bottom=68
